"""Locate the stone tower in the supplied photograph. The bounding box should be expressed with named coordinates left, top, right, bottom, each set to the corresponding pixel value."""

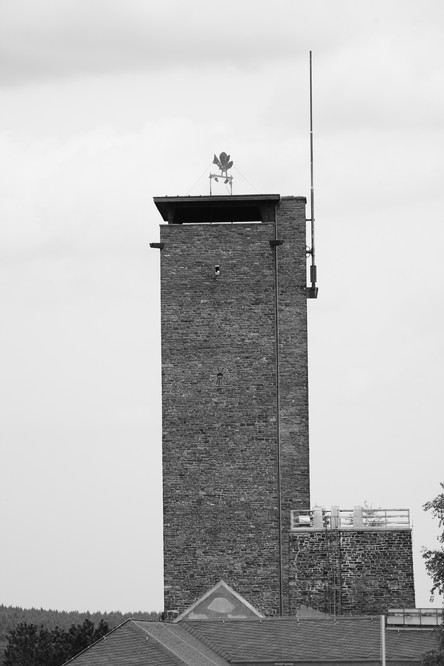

left=152, top=194, right=311, bottom=616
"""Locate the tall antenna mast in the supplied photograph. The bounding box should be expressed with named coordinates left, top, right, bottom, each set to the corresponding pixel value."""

left=307, top=51, right=318, bottom=298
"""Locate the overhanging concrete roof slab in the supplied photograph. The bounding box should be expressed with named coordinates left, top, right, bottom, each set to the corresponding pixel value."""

left=153, top=194, right=282, bottom=224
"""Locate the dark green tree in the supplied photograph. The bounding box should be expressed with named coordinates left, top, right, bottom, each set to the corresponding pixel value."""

left=4, top=619, right=109, bottom=666
left=3, top=623, right=41, bottom=666
left=422, top=627, right=444, bottom=666
left=66, top=618, right=110, bottom=660
left=423, top=483, right=444, bottom=601
left=421, top=483, right=444, bottom=666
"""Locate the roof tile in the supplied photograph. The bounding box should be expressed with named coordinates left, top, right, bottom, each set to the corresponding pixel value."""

left=181, top=617, right=437, bottom=663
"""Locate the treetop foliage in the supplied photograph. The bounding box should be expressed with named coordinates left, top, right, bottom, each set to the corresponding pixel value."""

left=422, top=626, right=444, bottom=666
left=422, top=482, right=444, bottom=600
left=4, top=619, right=109, bottom=666
left=421, top=483, right=444, bottom=666
left=0, top=606, right=159, bottom=666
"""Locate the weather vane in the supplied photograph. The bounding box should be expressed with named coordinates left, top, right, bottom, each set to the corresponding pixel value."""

left=209, top=152, right=234, bottom=195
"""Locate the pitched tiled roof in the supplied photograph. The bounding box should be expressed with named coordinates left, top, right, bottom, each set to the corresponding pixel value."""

left=63, top=620, right=183, bottom=665
left=64, top=619, right=229, bottom=666
left=63, top=616, right=439, bottom=665
left=181, top=616, right=438, bottom=663
left=386, top=627, right=440, bottom=660
left=133, top=620, right=230, bottom=665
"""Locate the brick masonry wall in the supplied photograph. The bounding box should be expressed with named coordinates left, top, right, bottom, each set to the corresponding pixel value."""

left=289, top=529, right=415, bottom=615
left=159, top=196, right=310, bottom=615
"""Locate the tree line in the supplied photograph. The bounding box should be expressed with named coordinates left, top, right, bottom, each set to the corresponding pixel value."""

left=0, top=606, right=159, bottom=666
left=4, top=618, right=109, bottom=666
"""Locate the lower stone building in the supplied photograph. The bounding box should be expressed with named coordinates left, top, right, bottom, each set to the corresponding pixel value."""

left=288, top=505, right=415, bottom=616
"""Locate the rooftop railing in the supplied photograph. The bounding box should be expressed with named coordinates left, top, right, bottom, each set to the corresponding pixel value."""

left=290, top=506, right=411, bottom=531
left=387, top=608, right=443, bottom=627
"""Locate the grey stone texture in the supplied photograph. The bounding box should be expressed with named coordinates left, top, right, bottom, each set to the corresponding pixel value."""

left=289, top=529, right=415, bottom=615
left=156, top=193, right=416, bottom=618
left=159, top=196, right=310, bottom=615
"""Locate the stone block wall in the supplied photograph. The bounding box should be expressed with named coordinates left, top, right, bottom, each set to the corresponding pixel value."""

left=289, top=529, right=415, bottom=615
left=276, top=197, right=310, bottom=613
left=159, top=196, right=309, bottom=615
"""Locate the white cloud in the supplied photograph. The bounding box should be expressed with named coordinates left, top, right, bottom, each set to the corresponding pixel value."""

left=1, top=0, right=444, bottom=612
left=0, top=0, right=376, bottom=86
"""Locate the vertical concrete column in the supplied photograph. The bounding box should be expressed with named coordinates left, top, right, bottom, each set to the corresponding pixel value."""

left=331, top=506, right=340, bottom=529
left=313, top=506, right=324, bottom=529
left=353, top=506, right=364, bottom=528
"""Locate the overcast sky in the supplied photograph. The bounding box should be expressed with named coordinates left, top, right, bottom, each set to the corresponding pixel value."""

left=1, top=0, right=443, bottom=613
